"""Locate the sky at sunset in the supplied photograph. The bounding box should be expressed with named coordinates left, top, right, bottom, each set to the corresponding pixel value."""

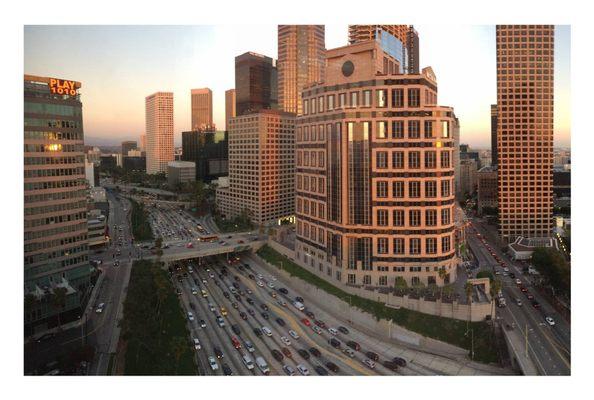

left=24, top=25, right=571, bottom=148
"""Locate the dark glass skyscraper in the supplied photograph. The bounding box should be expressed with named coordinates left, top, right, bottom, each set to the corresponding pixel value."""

left=235, top=52, right=278, bottom=116
left=182, top=129, right=228, bottom=182
left=24, top=75, right=92, bottom=332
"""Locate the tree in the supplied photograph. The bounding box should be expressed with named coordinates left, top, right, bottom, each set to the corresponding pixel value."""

left=489, top=279, right=502, bottom=326
left=438, top=266, right=447, bottom=299
left=51, top=287, right=68, bottom=329
left=531, top=247, right=570, bottom=296
left=394, top=276, right=408, bottom=292
left=476, top=270, right=494, bottom=282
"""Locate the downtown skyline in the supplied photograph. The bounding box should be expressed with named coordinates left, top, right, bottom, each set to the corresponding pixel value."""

left=24, top=25, right=570, bottom=148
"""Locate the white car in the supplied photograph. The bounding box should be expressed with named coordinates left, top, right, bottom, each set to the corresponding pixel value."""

left=95, top=303, right=105, bottom=313
left=193, top=338, right=201, bottom=350
left=296, top=364, right=310, bottom=376
left=257, top=281, right=264, bottom=287
left=363, top=359, right=376, bottom=369
left=288, top=330, right=300, bottom=339
left=208, top=356, right=219, bottom=371
left=283, top=365, right=296, bottom=376
left=262, top=326, right=273, bottom=337
left=267, top=282, right=275, bottom=289
left=244, top=340, right=255, bottom=353
left=187, top=312, right=194, bottom=321
left=545, top=316, right=556, bottom=326
left=343, top=348, right=355, bottom=358
left=503, top=267, right=510, bottom=272
left=208, top=303, right=215, bottom=312
left=257, top=274, right=263, bottom=280
left=328, top=328, right=338, bottom=335
left=515, top=279, right=522, bottom=285
left=280, top=336, right=291, bottom=346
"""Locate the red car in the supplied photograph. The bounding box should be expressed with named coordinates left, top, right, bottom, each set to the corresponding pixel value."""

left=520, top=286, right=528, bottom=293
left=301, top=318, right=311, bottom=327
left=231, top=337, right=241, bottom=349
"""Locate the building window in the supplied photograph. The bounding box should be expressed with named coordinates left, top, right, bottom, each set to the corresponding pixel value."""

left=363, top=275, right=371, bottom=285
left=441, top=179, right=451, bottom=197
left=363, top=90, right=372, bottom=107
left=425, top=181, right=437, bottom=198
left=318, top=96, right=324, bottom=112
left=347, top=274, right=356, bottom=284
left=297, top=175, right=302, bottom=189
left=426, top=238, right=437, bottom=254
left=379, top=276, right=388, bottom=286
left=393, top=238, right=405, bottom=254
left=442, top=236, right=451, bottom=252
left=318, top=151, right=325, bottom=168
left=409, top=210, right=421, bottom=226
left=392, top=181, right=404, bottom=198
left=392, top=89, right=404, bottom=108
left=303, top=99, right=309, bottom=115
left=408, top=120, right=420, bottom=138
left=424, top=120, right=434, bottom=138
left=425, top=209, right=437, bottom=226
left=441, top=208, right=451, bottom=225
left=311, top=98, right=317, bottom=114
left=376, top=121, right=388, bottom=139
left=408, top=181, right=420, bottom=198
left=319, top=125, right=325, bottom=141
left=376, top=181, right=388, bottom=198
left=392, top=151, right=404, bottom=168
left=303, top=126, right=309, bottom=141
left=392, top=120, right=404, bottom=138
left=409, top=238, right=421, bottom=254
left=440, top=150, right=451, bottom=168
left=408, top=88, right=420, bottom=107
left=441, top=120, right=450, bottom=138
left=424, top=151, right=436, bottom=168
left=338, top=93, right=346, bottom=108
left=377, top=209, right=388, bottom=226
left=327, top=95, right=335, bottom=111
left=408, top=151, right=420, bottom=168
left=377, top=237, right=388, bottom=254
left=376, top=151, right=388, bottom=169
left=393, top=209, right=404, bottom=226
left=350, top=92, right=358, bottom=108
left=376, top=89, right=387, bottom=108
left=311, top=125, right=317, bottom=141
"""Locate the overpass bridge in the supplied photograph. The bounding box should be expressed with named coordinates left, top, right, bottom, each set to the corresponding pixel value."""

left=144, top=239, right=267, bottom=264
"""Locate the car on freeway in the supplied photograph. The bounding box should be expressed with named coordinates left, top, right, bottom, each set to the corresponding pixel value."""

left=271, top=349, right=284, bottom=362
left=95, top=303, right=105, bottom=313
left=281, top=336, right=292, bottom=346
left=260, top=304, right=269, bottom=311
left=338, top=326, right=350, bottom=335
left=281, top=347, right=292, bottom=358
left=515, top=278, right=522, bottom=285
left=509, top=272, right=516, bottom=279
left=315, top=320, right=327, bottom=329
left=189, top=302, right=196, bottom=311
left=278, top=288, right=288, bottom=295
left=246, top=297, right=254, bottom=305
left=231, top=302, right=239, bottom=309
left=309, top=347, right=321, bottom=358
left=298, top=349, right=310, bottom=360
left=257, top=274, right=264, bottom=280
left=208, top=356, right=218, bottom=371
left=305, top=310, right=315, bottom=319
left=363, top=359, right=376, bottom=369
left=520, top=286, right=528, bottom=293
left=192, top=338, right=201, bottom=350
left=262, top=326, right=273, bottom=337
left=248, top=274, right=255, bottom=280
left=545, top=316, right=555, bottom=326
left=246, top=288, right=253, bottom=295
left=277, top=300, right=287, bottom=307
left=269, top=291, right=277, bottom=298
left=220, top=306, right=228, bottom=316
left=199, top=319, right=207, bottom=328
left=328, top=327, right=338, bottom=335
left=283, top=365, right=296, bottom=376
left=347, top=340, right=361, bottom=351
left=516, top=299, right=523, bottom=306
left=187, top=312, right=194, bottom=322
left=232, top=324, right=241, bottom=335
left=253, top=327, right=263, bottom=337
left=301, top=318, right=311, bottom=326
left=216, top=316, right=225, bottom=327
left=288, top=330, right=300, bottom=340
left=213, top=346, right=224, bottom=359
left=532, top=300, right=541, bottom=309
left=314, top=365, right=328, bottom=376
left=201, top=290, right=208, bottom=298
left=267, top=282, right=275, bottom=289
left=365, top=351, right=379, bottom=361
left=297, top=364, right=310, bottom=376
left=202, top=279, right=207, bottom=285
left=326, top=362, right=339, bottom=373
left=343, top=348, right=355, bottom=358
left=275, top=317, right=286, bottom=326
left=392, top=357, right=407, bottom=367
left=231, top=337, right=242, bottom=349
left=526, top=293, right=535, bottom=300
left=261, top=312, right=270, bottom=320
left=295, top=296, right=304, bottom=303
left=382, top=360, right=399, bottom=371
left=328, top=338, right=341, bottom=349
left=240, top=312, right=248, bottom=320
left=244, top=340, right=255, bottom=353
left=247, top=308, right=255, bottom=316
left=222, top=363, right=233, bottom=376
left=208, top=303, right=216, bottom=312
left=312, top=325, right=323, bottom=335
left=257, top=281, right=264, bottom=287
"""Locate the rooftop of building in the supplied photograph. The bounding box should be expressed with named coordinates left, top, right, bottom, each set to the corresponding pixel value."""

left=167, top=161, right=196, bottom=168
left=478, top=165, right=497, bottom=173
left=509, top=236, right=559, bottom=252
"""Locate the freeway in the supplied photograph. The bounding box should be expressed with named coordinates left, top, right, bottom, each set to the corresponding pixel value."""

left=467, top=220, right=570, bottom=375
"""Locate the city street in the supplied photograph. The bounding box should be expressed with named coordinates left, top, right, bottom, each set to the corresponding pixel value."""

left=467, top=219, right=571, bottom=375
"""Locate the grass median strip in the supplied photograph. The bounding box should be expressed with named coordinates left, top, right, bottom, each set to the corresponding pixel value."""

left=257, top=245, right=500, bottom=364
left=121, top=260, right=196, bottom=375
left=128, top=197, right=153, bottom=241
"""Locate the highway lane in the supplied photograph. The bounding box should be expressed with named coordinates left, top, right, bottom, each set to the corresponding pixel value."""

left=466, top=223, right=570, bottom=375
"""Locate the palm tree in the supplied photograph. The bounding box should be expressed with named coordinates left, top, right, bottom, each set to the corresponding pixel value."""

left=464, top=281, right=474, bottom=334
left=51, top=287, right=68, bottom=330
left=489, top=278, right=502, bottom=330
left=438, top=266, right=447, bottom=300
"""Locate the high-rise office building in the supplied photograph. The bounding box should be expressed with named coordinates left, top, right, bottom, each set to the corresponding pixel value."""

left=140, top=134, right=146, bottom=152
left=277, top=25, right=326, bottom=115
left=121, top=140, right=137, bottom=156
left=496, top=25, right=554, bottom=242
left=348, top=25, right=419, bottom=74
left=191, top=88, right=213, bottom=130
left=145, top=92, right=174, bottom=174
left=490, top=104, right=498, bottom=167
left=295, top=40, right=458, bottom=288
left=216, top=110, right=295, bottom=225
left=225, top=89, right=236, bottom=131
left=24, top=75, right=92, bottom=331
left=235, top=52, right=278, bottom=116
left=477, top=166, right=498, bottom=214
left=182, top=128, right=228, bottom=182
